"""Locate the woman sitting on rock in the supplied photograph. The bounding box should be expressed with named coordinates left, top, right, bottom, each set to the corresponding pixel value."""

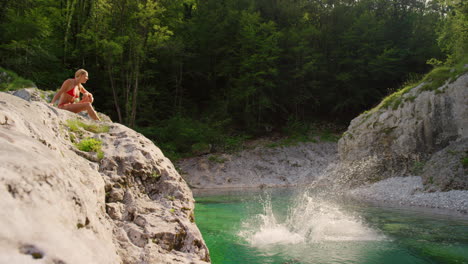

left=50, top=69, right=100, bottom=121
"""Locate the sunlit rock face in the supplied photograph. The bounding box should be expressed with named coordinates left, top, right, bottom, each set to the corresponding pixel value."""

left=0, top=91, right=210, bottom=264
left=338, top=73, right=468, bottom=190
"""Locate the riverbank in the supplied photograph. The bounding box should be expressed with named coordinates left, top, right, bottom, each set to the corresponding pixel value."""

left=181, top=140, right=468, bottom=215
left=181, top=72, right=468, bottom=215
left=345, top=176, right=468, bottom=214
left=178, top=140, right=338, bottom=189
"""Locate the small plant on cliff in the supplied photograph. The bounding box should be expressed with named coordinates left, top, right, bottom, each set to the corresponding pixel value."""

left=208, top=154, right=227, bottom=163
left=150, top=171, right=161, bottom=180
left=66, top=119, right=109, bottom=133
left=97, top=151, right=104, bottom=160
left=462, top=154, right=468, bottom=168
left=75, top=137, right=102, bottom=152
left=378, top=84, right=415, bottom=110
left=69, top=133, right=77, bottom=143
left=66, top=120, right=85, bottom=133
left=411, top=161, right=425, bottom=175
left=75, top=137, right=104, bottom=159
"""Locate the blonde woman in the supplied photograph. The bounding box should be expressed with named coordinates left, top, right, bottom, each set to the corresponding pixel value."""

left=50, top=69, right=100, bottom=121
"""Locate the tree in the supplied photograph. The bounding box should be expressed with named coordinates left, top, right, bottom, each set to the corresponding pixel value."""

left=436, top=0, right=468, bottom=64
left=77, top=0, right=172, bottom=127
left=230, top=11, right=281, bottom=131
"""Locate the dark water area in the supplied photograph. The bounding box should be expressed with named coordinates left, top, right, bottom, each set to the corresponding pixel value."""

left=194, top=188, right=468, bottom=264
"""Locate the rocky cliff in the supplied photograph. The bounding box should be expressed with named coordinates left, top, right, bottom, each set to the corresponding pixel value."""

left=337, top=72, right=468, bottom=191
left=0, top=91, right=210, bottom=263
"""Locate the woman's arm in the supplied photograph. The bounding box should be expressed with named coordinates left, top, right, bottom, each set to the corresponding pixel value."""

left=79, top=84, right=90, bottom=95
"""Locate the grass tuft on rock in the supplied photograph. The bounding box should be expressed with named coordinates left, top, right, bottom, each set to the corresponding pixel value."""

left=420, top=62, right=468, bottom=92
left=75, top=137, right=104, bottom=159
left=359, top=58, right=468, bottom=118
left=150, top=171, right=161, bottom=180
left=208, top=155, right=227, bottom=163
left=462, top=155, right=468, bottom=168
left=66, top=119, right=109, bottom=133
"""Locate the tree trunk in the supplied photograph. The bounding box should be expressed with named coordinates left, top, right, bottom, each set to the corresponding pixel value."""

left=130, top=59, right=140, bottom=128
left=174, top=61, right=183, bottom=114
left=107, top=64, right=123, bottom=123
left=124, top=64, right=132, bottom=125
left=0, top=0, right=9, bottom=24
left=63, top=0, right=77, bottom=64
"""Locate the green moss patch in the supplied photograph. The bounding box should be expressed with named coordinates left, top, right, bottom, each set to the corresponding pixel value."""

left=66, top=119, right=109, bottom=133
left=75, top=137, right=102, bottom=152
left=150, top=171, right=161, bottom=180
left=411, top=161, right=425, bottom=175
left=208, top=155, right=227, bottom=163
left=75, top=137, right=104, bottom=159
left=462, top=154, right=468, bottom=168
left=420, top=62, right=468, bottom=92
left=359, top=59, right=468, bottom=120
left=420, top=67, right=452, bottom=92
left=378, top=83, right=415, bottom=111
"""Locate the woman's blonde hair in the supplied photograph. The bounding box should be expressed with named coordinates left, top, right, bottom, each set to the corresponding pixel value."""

left=75, top=69, right=88, bottom=78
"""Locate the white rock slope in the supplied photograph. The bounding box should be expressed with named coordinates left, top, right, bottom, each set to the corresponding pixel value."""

left=0, top=91, right=210, bottom=264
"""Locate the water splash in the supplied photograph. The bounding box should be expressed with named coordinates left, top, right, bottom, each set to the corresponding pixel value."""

left=239, top=192, right=386, bottom=247
left=239, top=195, right=305, bottom=246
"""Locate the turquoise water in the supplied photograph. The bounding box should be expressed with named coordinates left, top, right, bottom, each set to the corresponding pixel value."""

left=194, top=188, right=468, bottom=264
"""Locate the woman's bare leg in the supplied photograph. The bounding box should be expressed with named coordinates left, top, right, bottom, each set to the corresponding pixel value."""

left=61, top=102, right=100, bottom=121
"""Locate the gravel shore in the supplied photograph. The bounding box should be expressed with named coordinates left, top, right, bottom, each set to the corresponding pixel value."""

left=346, top=176, right=468, bottom=214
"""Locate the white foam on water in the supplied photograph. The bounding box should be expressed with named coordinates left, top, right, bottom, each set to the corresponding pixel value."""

left=248, top=220, right=305, bottom=246
left=239, top=197, right=305, bottom=246
left=239, top=192, right=386, bottom=248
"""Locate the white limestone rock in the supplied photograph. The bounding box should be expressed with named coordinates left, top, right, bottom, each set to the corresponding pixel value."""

left=337, top=73, right=468, bottom=189
left=0, top=92, right=210, bottom=263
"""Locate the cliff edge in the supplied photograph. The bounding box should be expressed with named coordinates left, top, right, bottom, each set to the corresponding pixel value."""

left=0, top=91, right=210, bottom=263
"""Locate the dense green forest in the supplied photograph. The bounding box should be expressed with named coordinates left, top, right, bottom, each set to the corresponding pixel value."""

left=0, top=0, right=467, bottom=159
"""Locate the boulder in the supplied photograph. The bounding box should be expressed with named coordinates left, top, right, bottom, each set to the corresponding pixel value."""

left=12, top=88, right=52, bottom=103
left=421, top=137, right=468, bottom=191
left=0, top=92, right=210, bottom=263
